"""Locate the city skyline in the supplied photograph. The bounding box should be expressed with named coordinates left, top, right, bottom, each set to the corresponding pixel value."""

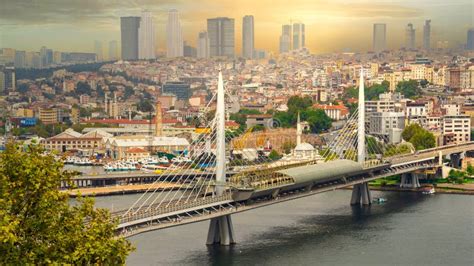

left=1, top=0, right=473, bottom=54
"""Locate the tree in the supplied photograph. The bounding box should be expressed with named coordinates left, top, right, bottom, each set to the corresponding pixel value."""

left=0, top=143, right=134, bottom=264
left=402, top=123, right=423, bottom=142
left=396, top=80, right=421, bottom=99
left=268, top=150, right=281, bottom=161
left=17, top=83, right=30, bottom=94
left=287, top=96, right=313, bottom=114
left=466, top=163, right=474, bottom=176
left=410, top=130, right=436, bottom=150
left=75, top=81, right=92, bottom=95
left=282, top=140, right=296, bottom=154
left=303, top=109, right=332, bottom=134
left=124, top=86, right=135, bottom=99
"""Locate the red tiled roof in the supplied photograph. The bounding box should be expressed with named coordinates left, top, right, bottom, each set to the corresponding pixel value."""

left=81, top=118, right=179, bottom=125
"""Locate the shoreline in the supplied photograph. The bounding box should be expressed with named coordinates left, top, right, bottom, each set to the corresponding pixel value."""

left=342, top=185, right=474, bottom=196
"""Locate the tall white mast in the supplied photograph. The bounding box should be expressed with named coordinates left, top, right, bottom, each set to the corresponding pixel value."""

left=357, top=68, right=365, bottom=164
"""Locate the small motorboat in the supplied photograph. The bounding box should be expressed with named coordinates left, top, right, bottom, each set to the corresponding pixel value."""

left=421, top=187, right=435, bottom=195
left=373, top=197, right=387, bottom=203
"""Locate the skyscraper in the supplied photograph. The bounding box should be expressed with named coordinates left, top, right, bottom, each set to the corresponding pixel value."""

left=207, top=17, right=235, bottom=58
left=292, top=23, right=305, bottom=50
left=94, top=40, right=103, bottom=61
left=279, top=24, right=292, bottom=53
left=139, top=10, right=155, bottom=59
left=166, top=9, right=183, bottom=58
left=14, top=51, right=26, bottom=68
left=467, top=28, right=474, bottom=50
left=120, top=16, right=140, bottom=60
left=197, top=31, right=210, bottom=58
left=108, top=40, right=118, bottom=61
left=405, top=23, right=416, bottom=50
left=423, top=20, right=431, bottom=50
left=242, top=15, right=254, bottom=59
left=373, top=23, right=386, bottom=53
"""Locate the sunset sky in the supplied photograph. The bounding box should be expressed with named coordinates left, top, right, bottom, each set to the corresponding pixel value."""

left=0, top=0, right=473, bottom=54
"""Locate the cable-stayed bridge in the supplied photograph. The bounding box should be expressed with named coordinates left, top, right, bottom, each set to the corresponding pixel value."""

left=111, top=71, right=474, bottom=245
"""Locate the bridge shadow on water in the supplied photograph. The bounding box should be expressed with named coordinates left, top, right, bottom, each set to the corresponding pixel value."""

left=181, top=191, right=430, bottom=265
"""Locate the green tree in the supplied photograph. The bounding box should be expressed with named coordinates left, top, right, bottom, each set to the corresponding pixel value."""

left=76, top=81, right=92, bottom=95
left=124, top=86, right=135, bottom=99
left=402, top=123, right=423, bottom=142
left=287, top=96, right=313, bottom=114
left=410, top=130, right=436, bottom=150
left=17, top=83, right=30, bottom=94
left=282, top=140, right=296, bottom=154
left=396, top=80, right=421, bottom=99
left=268, top=150, right=281, bottom=160
left=0, top=143, right=133, bottom=264
left=303, top=109, right=332, bottom=133
left=466, top=163, right=474, bottom=176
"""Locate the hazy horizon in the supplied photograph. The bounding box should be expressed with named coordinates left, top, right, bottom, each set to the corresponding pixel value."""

left=0, top=0, right=473, bottom=54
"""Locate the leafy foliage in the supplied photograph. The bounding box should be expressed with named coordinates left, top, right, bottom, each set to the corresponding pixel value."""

left=268, top=150, right=281, bottom=160
left=343, top=81, right=389, bottom=101
left=402, top=123, right=436, bottom=150
left=0, top=143, right=134, bottom=264
left=396, top=80, right=421, bottom=99
left=75, top=81, right=92, bottom=95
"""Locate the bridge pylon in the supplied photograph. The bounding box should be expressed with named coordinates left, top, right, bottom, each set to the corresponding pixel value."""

left=350, top=182, right=372, bottom=205
left=206, top=215, right=235, bottom=245
left=207, top=71, right=236, bottom=245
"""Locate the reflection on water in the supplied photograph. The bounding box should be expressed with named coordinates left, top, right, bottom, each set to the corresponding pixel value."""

left=92, top=190, right=473, bottom=266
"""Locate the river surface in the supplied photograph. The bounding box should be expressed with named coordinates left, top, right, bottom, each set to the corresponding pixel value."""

left=93, top=190, right=474, bottom=266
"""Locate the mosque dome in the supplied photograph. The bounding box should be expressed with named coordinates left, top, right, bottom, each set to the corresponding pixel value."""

left=294, top=142, right=315, bottom=151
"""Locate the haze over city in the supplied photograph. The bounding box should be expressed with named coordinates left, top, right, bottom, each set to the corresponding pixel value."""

left=1, top=0, right=473, bottom=54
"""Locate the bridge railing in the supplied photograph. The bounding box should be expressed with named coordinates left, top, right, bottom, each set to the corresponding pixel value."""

left=118, top=193, right=232, bottom=226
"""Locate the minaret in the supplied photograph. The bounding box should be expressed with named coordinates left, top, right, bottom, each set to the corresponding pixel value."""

left=296, top=112, right=302, bottom=146
left=357, top=68, right=365, bottom=164
left=155, top=101, right=163, bottom=137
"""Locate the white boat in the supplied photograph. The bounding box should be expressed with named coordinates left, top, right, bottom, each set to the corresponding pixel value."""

left=142, top=164, right=167, bottom=170
left=159, top=157, right=170, bottom=164
left=422, top=187, right=435, bottom=194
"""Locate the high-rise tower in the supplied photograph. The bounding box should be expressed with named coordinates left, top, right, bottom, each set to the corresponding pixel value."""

left=423, top=20, right=431, bottom=50
left=139, top=10, right=155, bottom=59
left=292, top=23, right=305, bottom=50
left=197, top=31, right=210, bottom=58
left=242, top=15, right=254, bottom=59
left=467, top=28, right=474, bottom=50
left=405, top=23, right=416, bottom=50
left=120, top=16, right=140, bottom=60
left=207, top=17, right=235, bottom=58
left=279, top=24, right=291, bottom=53
left=166, top=9, right=184, bottom=57
left=373, top=23, right=386, bottom=53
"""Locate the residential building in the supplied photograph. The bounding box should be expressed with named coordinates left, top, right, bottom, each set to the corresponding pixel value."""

left=368, top=112, right=405, bottom=142
left=242, top=15, right=254, bottom=59
left=313, top=103, right=349, bottom=121
left=406, top=102, right=427, bottom=117
left=120, top=16, right=141, bottom=60
left=162, top=81, right=191, bottom=100
left=442, top=115, right=471, bottom=145
left=38, top=107, right=58, bottom=124
left=166, top=9, right=183, bottom=58
left=207, top=17, right=235, bottom=58
left=246, top=114, right=273, bottom=128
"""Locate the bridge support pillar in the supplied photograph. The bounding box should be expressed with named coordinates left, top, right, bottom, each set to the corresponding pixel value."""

left=400, top=173, right=421, bottom=188
left=450, top=153, right=462, bottom=169
left=350, top=182, right=372, bottom=205
left=206, top=215, right=235, bottom=246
